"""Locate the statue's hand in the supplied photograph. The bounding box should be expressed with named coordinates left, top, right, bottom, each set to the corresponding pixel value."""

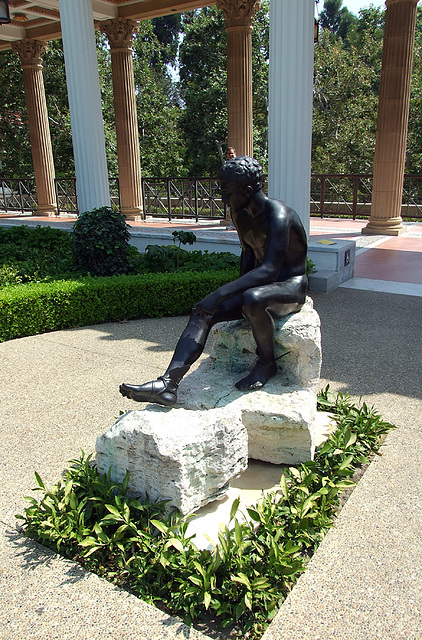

left=193, top=293, right=219, bottom=317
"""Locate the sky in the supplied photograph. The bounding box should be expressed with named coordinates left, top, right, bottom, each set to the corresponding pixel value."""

left=339, top=0, right=386, bottom=15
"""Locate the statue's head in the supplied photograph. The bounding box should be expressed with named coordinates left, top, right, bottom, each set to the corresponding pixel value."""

left=219, top=156, right=263, bottom=195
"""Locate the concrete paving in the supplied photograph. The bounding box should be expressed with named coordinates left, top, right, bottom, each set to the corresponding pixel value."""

left=1, top=288, right=421, bottom=638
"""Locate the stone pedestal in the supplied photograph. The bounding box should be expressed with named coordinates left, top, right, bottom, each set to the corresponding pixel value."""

left=208, top=298, right=321, bottom=389
left=96, top=406, right=247, bottom=515
left=96, top=298, right=322, bottom=514
left=178, top=298, right=322, bottom=464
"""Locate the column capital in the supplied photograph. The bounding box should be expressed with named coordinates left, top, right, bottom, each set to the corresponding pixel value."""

left=216, top=0, right=260, bottom=28
left=101, top=17, right=139, bottom=51
left=12, top=39, right=47, bottom=68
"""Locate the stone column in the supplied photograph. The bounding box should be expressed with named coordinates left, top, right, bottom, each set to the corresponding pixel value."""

left=267, top=0, right=315, bottom=237
left=362, top=0, right=419, bottom=236
left=59, top=0, right=110, bottom=214
left=216, top=0, right=260, bottom=157
left=12, top=39, right=57, bottom=216
left=102, top=18, right=143, bottom=219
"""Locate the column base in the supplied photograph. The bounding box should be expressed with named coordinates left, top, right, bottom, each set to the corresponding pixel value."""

left=362, top=217, right=406, bottom=236
left=121, top=207, right=143, bottom=221
left=35, top=205, right=58, bottom=217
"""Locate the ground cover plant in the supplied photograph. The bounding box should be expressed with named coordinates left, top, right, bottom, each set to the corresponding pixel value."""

left=17, top=387, right=395, bottom=639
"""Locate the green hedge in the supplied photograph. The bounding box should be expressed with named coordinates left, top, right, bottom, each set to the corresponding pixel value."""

left=0, top=268, right=239, bottom=342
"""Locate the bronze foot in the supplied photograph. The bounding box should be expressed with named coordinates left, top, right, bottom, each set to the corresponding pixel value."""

left=235, top=360, right=277, bottom=391
left=119, top=376, right=177, bottom=407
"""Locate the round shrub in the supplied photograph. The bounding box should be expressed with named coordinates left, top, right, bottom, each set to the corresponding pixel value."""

left=72, top=207, right=131, bottom=276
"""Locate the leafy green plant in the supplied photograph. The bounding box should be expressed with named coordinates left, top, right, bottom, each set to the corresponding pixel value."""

left=0, top=225, right=74, bottom=285
left=17, top=389, right=395, bottom=638
left=0, top=263, right=23, bottom=287
left=172, top=230, right=197, bottom=268
left=72, top=207, right=131, bottom=276
left=306, top=257, right=316, bottom=277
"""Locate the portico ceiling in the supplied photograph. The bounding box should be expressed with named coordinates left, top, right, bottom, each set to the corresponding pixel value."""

left=0, top=0, right=215, bottom=50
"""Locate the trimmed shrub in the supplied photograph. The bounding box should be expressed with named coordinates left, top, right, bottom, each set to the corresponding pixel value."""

left=72, top=207, right=131, bottom=276
left=0, top=269, right=239, bottom=342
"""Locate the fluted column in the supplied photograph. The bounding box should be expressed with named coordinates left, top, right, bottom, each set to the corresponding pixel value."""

left=267, top=0, right=314, bottom=236
left=363, top=0, right=418, bottom=236
left=216, top=0, right=260, bottom=157
left=102, top=18, right=143, bottom=219
left=59, top=0, right=110, bottom=214
left=12, top=39, right=57, bottom=216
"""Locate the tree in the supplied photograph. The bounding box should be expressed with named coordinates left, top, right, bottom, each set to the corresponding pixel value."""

left=407, top=7, right=422, bottom=173
left=178, top=3, right=270, bottom=176
left=312, top=25, right=381, bottom=174
left=131, top=20, right=185, bottom=176
left=178, top=7, right=228, bottom=176
left=319, top=0, right=357, bottom=41
left=0, top=50, right=33, bottom=177
left=151, top=14, right=182, bottom=67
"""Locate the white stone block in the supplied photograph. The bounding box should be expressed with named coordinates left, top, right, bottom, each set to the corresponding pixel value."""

left=177, top=299, right=322, bottom=464
left=179, top=364, right=318, bottom=464
left=95, top=406, right=248, bottom=516
left=208, top=297, right=321, bottom=389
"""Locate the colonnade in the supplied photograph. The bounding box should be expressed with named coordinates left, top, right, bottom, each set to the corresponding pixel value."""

left=8, top=0, right=420, bottom=235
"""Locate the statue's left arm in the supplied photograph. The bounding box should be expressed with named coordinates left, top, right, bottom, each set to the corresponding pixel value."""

left=194, top=206, right=291, bottom=316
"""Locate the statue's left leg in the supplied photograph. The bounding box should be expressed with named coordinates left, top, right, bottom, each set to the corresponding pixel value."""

left=236, top=275, right=307, bottom=390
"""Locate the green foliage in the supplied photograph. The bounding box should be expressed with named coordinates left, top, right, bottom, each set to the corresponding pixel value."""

left=72, top=207, right=131, bottom=276
left=17, top=388, right=395, bottom=638
left=178, top=4, right=270, bottom=175
left=131, top=21, right=186, bottom=177
left=137, top=245, right=239, bottom=275
left=151, top=14, right=183, bottom=67
left=0, top=223, right=240, bottom=340
left=172, top=230, right=196, bottom=268
left=319, top=0, right=357, bottom=41
left=178, top=7, right=228, bottom=176
left=0, top=225, right=74, bottom=285
left=42, top=40, right=75, bottom=177
left=306, top=257, right=316, bottom=278
left=0, top=269, right=238, bottom=342
left=0, top=50, right=32, bottom=177
left=407, top=8, right=422, bottom=173
left=312, top=26, right=381, bottom=174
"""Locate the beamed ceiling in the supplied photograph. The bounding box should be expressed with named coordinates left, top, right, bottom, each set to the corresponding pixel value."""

left=0, top=0, right=215, bottom=50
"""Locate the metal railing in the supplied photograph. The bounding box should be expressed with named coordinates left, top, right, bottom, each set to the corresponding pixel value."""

left=0, top=178, right=38, bottom=214
left=141, top=176, right=226, bottom=221
left=1, top=174, right=422, bottom=220
left=310, top=174, right=422, bottom=219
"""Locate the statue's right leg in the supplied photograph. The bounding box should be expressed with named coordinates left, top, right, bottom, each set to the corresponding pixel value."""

left=120, top=300, right=242, bottom=406
left=119, top=313, right=212, bottom=406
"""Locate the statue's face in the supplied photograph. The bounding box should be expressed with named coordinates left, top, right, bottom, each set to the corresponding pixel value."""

left=220, top=180, right=251, bottom=212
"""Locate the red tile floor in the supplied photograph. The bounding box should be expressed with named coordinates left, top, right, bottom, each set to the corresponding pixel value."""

left=1, top=213, right=422, bottom=297
left=309, top=218, right=422, bottom=296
